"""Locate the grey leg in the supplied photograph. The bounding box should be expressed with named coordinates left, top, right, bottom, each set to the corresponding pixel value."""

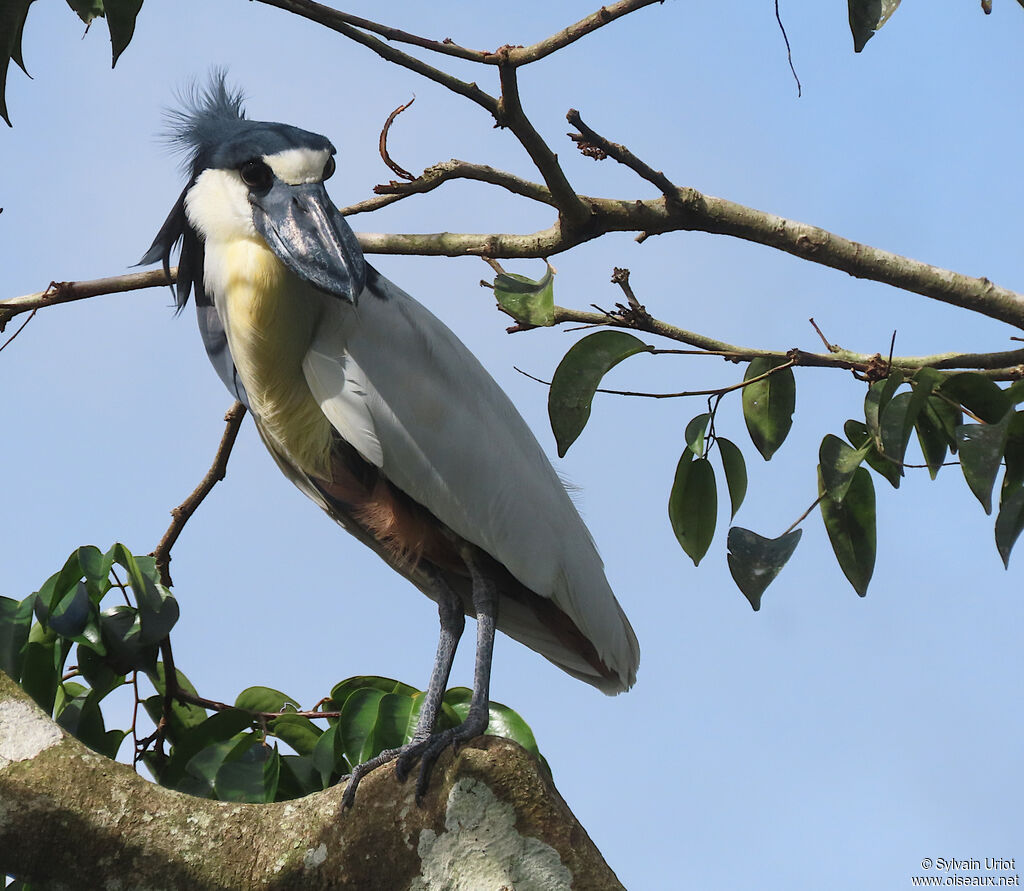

left=341, top=566, right=465, bottom=810
left=395, top=545, right=497, bottom=801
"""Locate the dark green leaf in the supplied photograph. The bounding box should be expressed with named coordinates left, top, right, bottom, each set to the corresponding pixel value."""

left=726, top=527, right=803, bottom=611
left=20, top=632, right=60, bottom=714
left=491, top=263, right=555, bottom=326
left=880, top=391, right=921, bottom=471
left=277, top=754, right=321, bottom=800
left=741, top=359, right=795, bottom=460
left=76, top=644, right=123, bottom=700
left=845, top=419, right=901, bottom=489
left=235, top=686, right=300, bottom=714
left=914, top=397, right=957, bottom=479
left=104, top=0, right=143, bottom=66
left=442, top=688, right=542, bottom=759
left=668, top=453, right=717, bottom=566
left=327, top=676, right=418, bottom=719
left=215, top=742, right=280, bottom=803
left=361, top=692, right=418, bottom=759
left=55, top=686, right=111, bottom=755
left=311, top=724, right=349, bottom=788
left=0, top=0, right=35, bottom=126
left=939, top=373, right=1012, bottom=424
left=956, top=410, right=1013, bottom=514
left=819, top=466, right=876, bottom=597
left=1001, top=412, right=1024, bottom=498
left=717, top=437, right=747, bottom=519
left=0, top=593, right=35, bottom=679
left=864, top=373, right=904, bottom=443
left=268, top=714, right=323, bottom=757
left=159, top=709, right=254, bottom=788
left=684, top=413, right=711, bottom=456
left=99, top=604, right=156, bottom=673
left=338, top=688, right=387, bottom=766
left=548, top=331, right=649, bottom=456
left=819, top=434, right=869, bottom=501
left=848, top=0, right=901, bottom=52
left=66, top=0, right=104, bottom=25
left=995, top=486, right=1024, bottom=569
left=144, top=662, right=208, bottom=742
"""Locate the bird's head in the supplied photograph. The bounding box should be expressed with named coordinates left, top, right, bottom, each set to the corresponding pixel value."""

left=141, top=71, right=366, bottom=308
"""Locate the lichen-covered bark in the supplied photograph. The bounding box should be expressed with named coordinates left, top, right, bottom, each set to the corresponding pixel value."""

left=0, top=672, right=625, bottom=890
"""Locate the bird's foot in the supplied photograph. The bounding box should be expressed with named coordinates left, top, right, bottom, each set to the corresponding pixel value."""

left=340, top=714, right=488, bottom=809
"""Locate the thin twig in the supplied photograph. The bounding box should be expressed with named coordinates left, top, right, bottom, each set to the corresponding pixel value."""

left=151, top=402, right=247, bottom=588
left=514, top=356, right=797, bottom=399
left=567, top=108, right=679, bottom=203
left=497, top=62, right=590, bottom=227
left=783, top=494, right=825, bottom=537
left=378, top=98, right=417, bottom=181
left=774, top=0, right=802, bottom=97
left=809, top=318, right=836, bottom=352
left=0, top=307, right=36, bottom=351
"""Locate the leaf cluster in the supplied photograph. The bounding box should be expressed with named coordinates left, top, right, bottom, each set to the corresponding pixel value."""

left=1, top=543, right=543, bottom=808
left=545, top=330, right=1024, bottom=610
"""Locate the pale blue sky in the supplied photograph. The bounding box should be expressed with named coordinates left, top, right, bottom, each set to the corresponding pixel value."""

left=2, top=2, right=1022, bottom=888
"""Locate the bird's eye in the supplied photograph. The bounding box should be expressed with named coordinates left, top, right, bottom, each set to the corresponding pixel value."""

left=239, top=159, right=273, bottom=191
left=323, top=156, right=336, bottom=181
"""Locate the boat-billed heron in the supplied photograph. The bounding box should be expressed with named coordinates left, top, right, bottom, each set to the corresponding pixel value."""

left=141, top=74, right=639, bottom=805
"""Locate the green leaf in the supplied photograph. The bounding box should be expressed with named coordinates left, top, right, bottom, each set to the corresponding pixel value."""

left=55, top=686, right=111, bottom=755
left=848, top=0, right=901, bottom=52
left=547, top=331, right=649, bottom=456
left=361, top=692, right=418, bottom=760
left=0, top=0, right=35, bottom=126
left=66, top=0, right=104, bottom=25
left=1002, top=412, right=1024, bottom=498
left=442, top=688, right=543, bottom=760
left=845, top=419, right=901, bottom=489
left=215, top=742, right=280, bottom=803
left=864, top=373, right=904, bottom=443
left=311, top=724, right=349, bottom=787
left=818, top=466, right=876, bottom=596
left=99, top=604, right=156, bottom=674
left=103, top=0, right=143, bottom=66
left=684, top=413, right=711, bottom=456
left=20, top=634, right=61, bottom=714
left=717, top=437, right=747, bottom=519
left=995, top=486, right=1024, bottom=569
left=144, top=662, right=208, bottom=742
left=160, top=709, right=255, bottom=788
left=956, top=409, right=1013, bottom=515
left=338, top=688, right=388, bottom=766
left=939, top=373, right=1012, bottom=424
left=915, top=396, right=958, bottom=479
left=726, top=527, right=803, bottom=611
left=741, top=359, right=795, bottom=461
left=235, top=686, right=300, bottom=714
left=76, top=644, right=123, bottom=700
left=269, top=714, right=323, bottom=757
left=668, top=453, right=717, bottom=566
left=880, top=391, right=921, bottom=471
left=107, top=545, right=178, bottom=644
left=491, top=263, right=555, bottom=326
left=277, top=754, right=321, bottom=800
left=0, top=594, right=36, bottom=679
left=819, top=434, right=869, bottom=501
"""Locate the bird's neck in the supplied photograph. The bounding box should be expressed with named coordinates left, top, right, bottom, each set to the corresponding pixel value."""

left=207, top=238, right=334, bottom=478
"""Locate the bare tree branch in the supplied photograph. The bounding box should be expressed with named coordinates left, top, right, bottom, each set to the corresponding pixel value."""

left=151, top=402, right=247, bottom=588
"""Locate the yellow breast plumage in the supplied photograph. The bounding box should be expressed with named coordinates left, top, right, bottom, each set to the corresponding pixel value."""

left=210, top=238, right=333, bottom=478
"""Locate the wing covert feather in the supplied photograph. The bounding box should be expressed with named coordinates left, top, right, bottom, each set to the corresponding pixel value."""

left=304, top=268, right=638, bottom=691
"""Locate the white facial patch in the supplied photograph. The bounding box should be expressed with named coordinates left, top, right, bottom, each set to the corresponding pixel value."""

left=264, top=148, right=332, bottom=185
left=185, top=168, right=258, bottom=243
